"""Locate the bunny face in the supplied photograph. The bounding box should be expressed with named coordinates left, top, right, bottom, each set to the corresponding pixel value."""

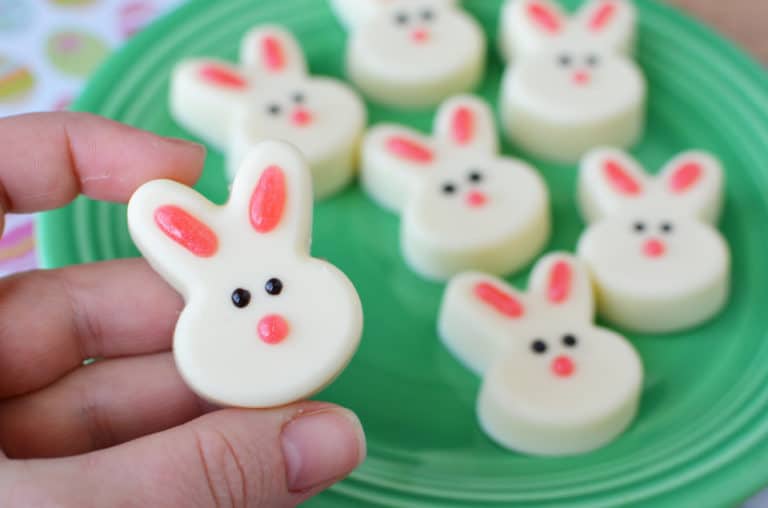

left=498, top=0, right=645, bottom=162
left=128, top=141, right=363, bottom=408
left=439, top=254, right=643, bottom=455
left=230, top=76, right=364, bottom=197
left=171, top=25, right=366, bottom=199
left=362, top=95, right=550, bottom=280
left=405, top=154, right=547, bottom=251
left=577, top=149, right=730, bottom=333
left=338, top=0, right=486, bottom=107
left=510, top=42, right=642, bottom=122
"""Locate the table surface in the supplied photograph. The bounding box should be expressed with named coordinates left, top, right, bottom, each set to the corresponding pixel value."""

left=671, top=0, right=768, bottom=64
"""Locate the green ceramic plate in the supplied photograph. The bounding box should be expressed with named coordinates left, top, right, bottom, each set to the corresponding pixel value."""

left=37, top=0, right=768, bottom=506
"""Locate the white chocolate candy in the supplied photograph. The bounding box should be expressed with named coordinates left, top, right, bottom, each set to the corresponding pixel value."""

left=362, top=95, right=550, bottom=280
left=498, top=0, right=646, bottom=162
left=127, top=141, right=363, bottom=408
left=439, top=253, right=643, bottom=456
left=335, top=0, right=486, bottom=108
left=577, top=148, right=730, bottom=333
left=170, top=25, right=366, bottom=199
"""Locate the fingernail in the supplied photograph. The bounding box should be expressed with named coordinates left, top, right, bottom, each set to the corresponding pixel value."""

left=162, top=136, right=206, bottom=153
left=281, top=408, right=366, bottom=492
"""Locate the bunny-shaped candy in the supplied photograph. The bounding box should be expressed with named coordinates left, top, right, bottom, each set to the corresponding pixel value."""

left=498, top=0, right=646, bottom=162
left=577, top=148, right=730, bottom=333
left=439, top=253, right=643, bottom=455
left=171, top=25, right=366, bottom=199
left=362, top=95, right=550, bottom=281
left=128, top=141, right=363, bottom=408
left=331, top=0, right=486, bottom=108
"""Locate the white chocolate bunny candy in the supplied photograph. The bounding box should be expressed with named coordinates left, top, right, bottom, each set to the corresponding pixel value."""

left=577, top=148, right=730, bottom=333
left=170, top=25, right=366, bottom=199
left=334, top=0, right=486, bottom=108
left=127, top=141, right=363, bottom=408
left=439, top=253, right=643, bottom=455
left=362, top=95, right=550, bottom=281
left=498, top=0, right=646, bottom=162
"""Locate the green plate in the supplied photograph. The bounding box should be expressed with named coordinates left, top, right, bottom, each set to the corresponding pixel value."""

left=37, top=0, right=768, bottom=506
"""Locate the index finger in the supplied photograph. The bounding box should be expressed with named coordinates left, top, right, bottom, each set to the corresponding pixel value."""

left=0, top=112, right=205, bottom=219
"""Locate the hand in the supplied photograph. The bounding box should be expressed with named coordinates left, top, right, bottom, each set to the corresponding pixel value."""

left=0, top=113, right=366, bottom=507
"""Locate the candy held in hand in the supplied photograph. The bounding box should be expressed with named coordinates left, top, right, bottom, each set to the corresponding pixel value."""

left=332, top=0, right=486, bottom=108
left=128, top=141, right=363, bottom=408
left=439, top=253, right=643, bottom=455
left=171, top=25, right=366, bottom=199
left=361, top=95, right=550, bottom=281
left=577, top=148, right=730, bottom=333
left=498, top=0, right=646, bottom=162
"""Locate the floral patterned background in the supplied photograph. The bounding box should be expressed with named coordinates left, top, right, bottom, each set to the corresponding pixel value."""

left=0, top=0, right=182, bottom=277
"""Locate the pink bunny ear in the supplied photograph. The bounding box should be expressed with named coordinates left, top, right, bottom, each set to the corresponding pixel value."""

left=603, top=159, right=643, bottom=196
left=474, top=282, right=525, bottom=318
left=668, top=161, right=703, bottom=194
left=198, top=64, right=248, bottom=89
left=587, top=1, right=618, bottom=31
left=154, top=205, right=218, bottom=257
left=386, top=136, right=434, bottom=164
left=547, top=260, right=572, bottom=304
left=241, top=27, right=307, bottom=77
left=526, top=1, right=563, bottom=34
left=250, top=165, right=287, bottom=233
left=261, top=35, right=286, bottom=73
left=451, top=106, right=475, bottom=146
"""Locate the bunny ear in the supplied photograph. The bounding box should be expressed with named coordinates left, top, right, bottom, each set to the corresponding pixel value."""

left=240, top=25, right=307, bottom=77
left=474, top=281, right=525, bottom=318
left=499, top=0, right=566, bottom=61
left=576, top=0, right=637, bottom=54
left=154, top=206, right=219, bottom=257
left=659, top=151, right=724, bottom=223
left=529, top=253, right=594, bottom=319
left=438, top=272, right=527, bottom=375
left=361, top=125, right=436, bottom=213
left=579, top=148, right=648, bottom=223
left=434, top=95, right=499, bottom=154
left=128, top=180, right=219, bottom=296
left=229, top=140, right=313, bottom=251
left=170, top=59, right=249, bottom=149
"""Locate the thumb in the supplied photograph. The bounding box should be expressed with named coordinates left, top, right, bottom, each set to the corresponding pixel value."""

left=7, top=402, right=366, bottom=508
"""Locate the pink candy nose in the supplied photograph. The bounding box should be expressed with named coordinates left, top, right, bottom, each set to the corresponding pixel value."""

left=258, top=314, right=290, bottom=345
left=291, top=108, right=313, bottom=127
left=643, top=238, right=666, bottom=258
left=411, top=29, right=430, bottom=43
left=551, top=355, right=575, bottom=378
left=573, top=71, right=591, bottom=85
left=466, top=191, right=487, bottom=208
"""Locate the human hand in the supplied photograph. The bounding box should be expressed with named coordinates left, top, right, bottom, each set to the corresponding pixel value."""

left=0, top=113, right=366, bottom=507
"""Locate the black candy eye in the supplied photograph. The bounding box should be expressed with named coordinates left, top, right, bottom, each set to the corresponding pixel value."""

left=660, top=222, right=674, bottom=234
left=531, top=339, right=548, bottom=354
left=586, top=54, right=600, bottom=67
left=394, top=11, right=409, bottom=25
left=468, top=170, right=483, bottom=184
left=558, top=54, right=572, bottom=67
left=265, top=278, right=283, bottom=296
left=421, top=9, right=435, bottom=21
left=633, top=221, right=646, bottom=233
left=231, top=288, right=251, bottom=308
left=292, top=92, right=305, bottom=104
left=442, top=182, right=457, bottom=195
left=267, top=103, right=281, bottom=116
left=562, top=334, right=578, bottom=347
